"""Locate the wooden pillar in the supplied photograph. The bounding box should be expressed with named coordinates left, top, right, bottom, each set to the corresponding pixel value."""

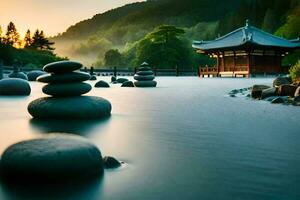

left=217, top=52, right=220, bottom=77
left=197, top=66, right=201, bottom=77
left=233, top=51, right=236, bottom=77
left=222, top=52, right=225, bottom=72
left=247, top=51, right=251, bottom=77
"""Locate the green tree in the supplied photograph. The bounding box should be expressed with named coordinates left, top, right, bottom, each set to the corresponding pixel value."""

left=24, top=29, right=33, bottom=48
left=147, top=25, right=185, bottom=44
left=31, top=30, right=55, bottom=51
left=104, top=49, right=123, bottom=67
left=289, top=60, right=300, bottom=82
left=262, top=9, right=277, bottom=33
left=4, top=22, right=20, bottom=47
left=0, top=25, right=2, bottom=44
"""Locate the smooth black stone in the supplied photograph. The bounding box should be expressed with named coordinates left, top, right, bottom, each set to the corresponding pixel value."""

left=0, top=134, right=104, bottom=183
left=37, top=72, right=90, bottom=83
left=8, top=72, right=28, bottom=80
left=103, top=156, right=121, bottom=169
left=28, top=96, right=112, bottom=119
left=138, top=67, right=152, bottom=71
left=27, top=70, right=47, bottom=81
left=136, top=71, right=154, bottom=76
left=121, top=81, right=134, bottom=87
left=134, top=75, right=155, bottom=81
left=90, top=75, right=97, bottom=80
left=42, top=83, right=92, bottom=97
left=116, top=78, right=129, bottom=83
left=95, top=80, right=110, bottom=88
left=0, top=78, right=31, bottom=96
left=43, top=61, right=82, bottom=73
left=134, top=80, right=157, bottom=87
left=111, top=76, right=116, bottom=82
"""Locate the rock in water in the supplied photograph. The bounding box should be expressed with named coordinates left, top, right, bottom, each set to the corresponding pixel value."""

left=134, top=62, right=157, bottom=87
left=273, top=76, right=291, bottom=87
left=261, top=87, right=277, bottom=99
left=116, top=78, right=129, bottom=83
left=43, top=61, right=82, bottom=73
left=27, top=70, right=47, bottom=81
left=95, top=80, right=110, bottom=88
left=0, top=134, right=104, bottom=182
left=8, top=72, right=28, bottom=80
left=271, top=97, right=285, bottom=104
left=278, top=84, right=297, bottom=97
left=90, top=75, right=97, bottom=80
left=103, top=156, right=121, bottom=169
left=37, top=72, right=90, bottom=83
left=121, top=81, right=134, bottom=87
left=111, top=76, right=117, bottom=82
left=42, top=83, right=92, bottom=97
left=0, top=78, right=31, bottom=96
left=251, top=85, right=270, bottom=99
left=28, top=96, right=112, bottom=119
left=134, top=80, right=157, bottom=87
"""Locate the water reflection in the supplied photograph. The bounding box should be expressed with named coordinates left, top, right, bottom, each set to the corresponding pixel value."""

left=0, top=176, right=104, bottom=200
left=29, top=117, right=111, bottom=135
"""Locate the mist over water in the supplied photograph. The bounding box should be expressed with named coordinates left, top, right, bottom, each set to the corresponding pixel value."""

left=0, top=77, right=299, bottom=200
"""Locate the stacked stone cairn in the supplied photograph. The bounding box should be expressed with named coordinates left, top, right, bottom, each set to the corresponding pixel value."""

left=28, top=61, right=112, bottom=119
left=134, top=62, right=157, bottom=87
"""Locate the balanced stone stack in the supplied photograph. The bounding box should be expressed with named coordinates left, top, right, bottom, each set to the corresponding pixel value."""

left=28, top=61, right=112, bottom=119
left=134, top=62, right=157, bottom=87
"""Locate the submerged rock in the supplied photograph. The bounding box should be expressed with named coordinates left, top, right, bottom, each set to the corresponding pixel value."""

left=273, top=76, right=291, bottom=87
left=28, top=96, right=112, bottom=119
left=103, top=156, right=121, bottom=169
left=0, top=78, right=31, bottom=96
left=8, top=72, right=28, bottom=80
left=95, top=80, right=110, bottom=88
left=0, top=134, right=103, bottom=183
left=90, top=75, right=97, bottom=81
left=111, top=76, right=117, bottom=82
left=27, top=70, right=47, bottom=81
left=43, top=61, right=82, bottom=73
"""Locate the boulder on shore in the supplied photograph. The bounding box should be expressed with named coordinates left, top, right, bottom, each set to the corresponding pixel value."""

left=0, top=134, right=104, bottom=183
left=273, top=76, right=292, bottom=87
left=95, top=80, right=110, bottom=88
left=261, top=87, right=277, bottom=99
left=0, top=78, right=31, bottom=96
left=28, top=96, right=112, bottom=119
left=27, top=70, right=47, bottom=81
left=278, top=84, right=297, bottom=97
left=251, top=85, right=270, bottom=99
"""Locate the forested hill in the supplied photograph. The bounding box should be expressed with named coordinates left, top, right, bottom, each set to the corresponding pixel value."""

left=52, top=0, right=300, bottom=67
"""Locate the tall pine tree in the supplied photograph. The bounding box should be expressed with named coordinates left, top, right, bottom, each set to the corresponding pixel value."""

left=31, top=30, right=54, bottom=51
left=24, top=29, right=33, bottom=48
left=4, top=22, right=20, bottom=47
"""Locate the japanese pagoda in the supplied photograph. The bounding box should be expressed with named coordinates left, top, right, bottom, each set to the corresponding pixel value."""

left=193, top=20, right=300, bottom=77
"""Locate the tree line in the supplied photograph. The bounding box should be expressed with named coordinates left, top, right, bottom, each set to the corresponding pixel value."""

left=0, top=22, right=54, bottom=50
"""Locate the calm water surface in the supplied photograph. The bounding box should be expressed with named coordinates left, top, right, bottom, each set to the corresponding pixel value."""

left=0, top=77, right=299, bottom=200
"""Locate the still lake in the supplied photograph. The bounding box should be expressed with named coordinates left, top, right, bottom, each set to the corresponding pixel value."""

left=0, top=77, right=299, bottom=200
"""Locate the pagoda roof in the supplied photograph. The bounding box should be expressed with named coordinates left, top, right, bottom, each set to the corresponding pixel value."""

left=193, top=20, right=300, bottom=52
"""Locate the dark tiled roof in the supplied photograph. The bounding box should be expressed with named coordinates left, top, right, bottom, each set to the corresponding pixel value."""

left=193, top=21, right=300, bottom=51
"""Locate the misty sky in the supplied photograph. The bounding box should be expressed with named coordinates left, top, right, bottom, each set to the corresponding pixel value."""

left=0, top=0, right=142, bottom=37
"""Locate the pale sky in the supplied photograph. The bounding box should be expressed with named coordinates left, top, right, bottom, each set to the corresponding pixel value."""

left=0, top=0, right=142, bottom=37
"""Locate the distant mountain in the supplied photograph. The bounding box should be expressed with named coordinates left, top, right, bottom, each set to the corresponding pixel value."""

left=52, top=0, right=299, bottom=67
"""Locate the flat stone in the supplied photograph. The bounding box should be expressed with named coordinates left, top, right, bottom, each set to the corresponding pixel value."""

left=8, top=72, right=28, bottom=80
left=251, top=85, right=271, bottom=99
left=121, top=81, right=134, bottom=87
left=28, top=96, right=112, bottom=119
left=0, top=134, right=103, bottom=182
left=95, top=80, right=110, bottom=88
left=37, top=72, right=90, bottom=83
left=138, top=67, right=152, bottom=71
left=0, top=78, right=31, bottom=96
left=134, top=75, right=155, bottom=81
left=137, top=71, right=154, bottom=76
left=261, top=87, right=277, bottom=99
left=43, top=61, right=82, bottom=74
left=116, top=78, right=129, bottom=83
left=27, top=70, right=47, bottom=81
left=42, top=83, right=92, bottom=97
left=134, top=80, right=157, bottom=87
